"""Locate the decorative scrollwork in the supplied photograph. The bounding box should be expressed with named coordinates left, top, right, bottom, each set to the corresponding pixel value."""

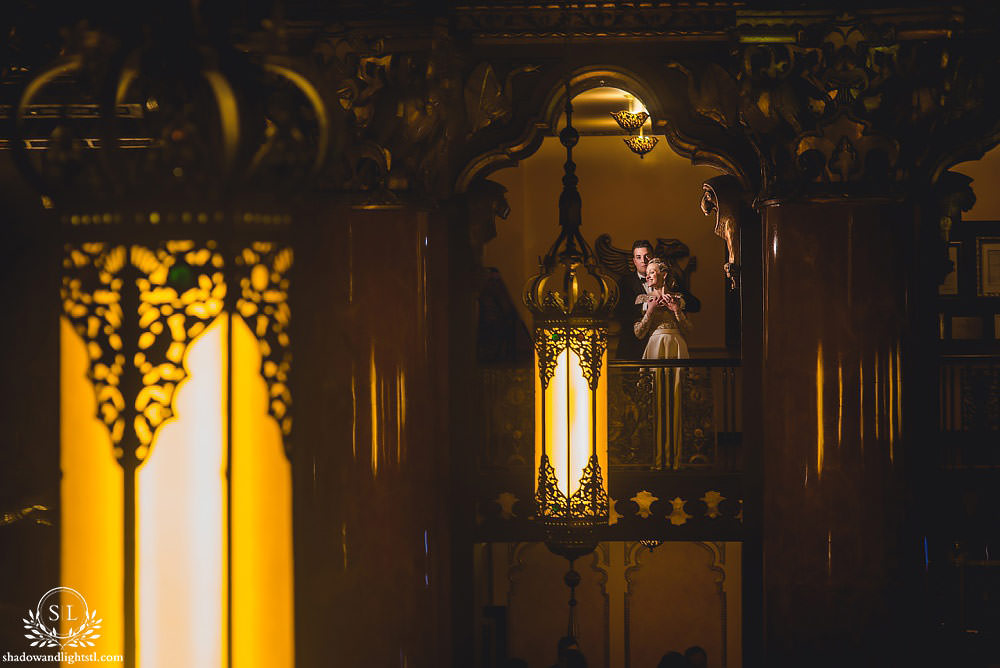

left=667, top=497, right=692, bottom=526
left=701, top=491, right=726, bottom=519
left=235, top=243, right=293, bottom=440
left=534, top=327, right=568, bottom=391
left=630, top=490, right=659, bottom=520
left=315, top=27, right=538, bottom=196
left=62, top=241, right=226, bottom=461
left=569, top=454, right=610, bottom=521
left=609, top=370, right=656, bottom=466
left=534, top=325, right=608, bottom=391
left=566, top=326, right=608, bottom=391
left=666, top=9, right=1000, bottom=198
left=678, top=368, right=715, bottom=469
left=535, top=453, right=609, bottom=525
left=63, top=243, right=127, bottom=448
left=535, top=453, right=566, bottom=517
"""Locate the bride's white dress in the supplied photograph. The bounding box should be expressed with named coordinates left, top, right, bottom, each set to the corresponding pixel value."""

left=633, top=294, right=690, bottom=360
left=633, top=294, right=690, bottom=468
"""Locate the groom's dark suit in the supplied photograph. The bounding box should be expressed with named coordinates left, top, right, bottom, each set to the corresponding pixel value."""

left=615, top=272, right=649, bottom=360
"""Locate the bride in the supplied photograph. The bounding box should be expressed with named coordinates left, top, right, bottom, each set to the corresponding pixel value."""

left=633, top=257, right=691, bottom=468
left=633, top=258, right=690, bottom=360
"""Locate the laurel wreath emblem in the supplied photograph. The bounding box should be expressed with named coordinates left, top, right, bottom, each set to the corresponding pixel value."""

left=23, top=607, right=102, bottom=649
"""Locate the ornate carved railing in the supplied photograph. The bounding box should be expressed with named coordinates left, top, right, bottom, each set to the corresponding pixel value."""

left=475, top=359, right=743, bottom=542
left=606, top=359, right=742, bottom=472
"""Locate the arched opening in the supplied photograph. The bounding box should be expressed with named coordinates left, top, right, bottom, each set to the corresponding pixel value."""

left=467, top=75, right=747, bottom=668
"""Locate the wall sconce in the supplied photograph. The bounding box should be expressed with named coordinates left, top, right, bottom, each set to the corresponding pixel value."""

left=610, top=109, right=649, bottom=132
left=523, top=87, right=618, bottom=645
left=623, top=134, right=659, bottom=158
left=612, top=93, right=658, bottom=158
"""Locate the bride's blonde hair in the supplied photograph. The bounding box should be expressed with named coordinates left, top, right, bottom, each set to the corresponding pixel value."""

left=646, top=257, right=669, bottom=273
left=646, top=258, right=679, bottom=291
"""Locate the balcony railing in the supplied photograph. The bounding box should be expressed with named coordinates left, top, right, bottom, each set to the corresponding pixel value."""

left=475, top=358, right=744, bottom=542
left=478, top=359, right=742, bottom=471
left=606, top=359, right=742, bottom=472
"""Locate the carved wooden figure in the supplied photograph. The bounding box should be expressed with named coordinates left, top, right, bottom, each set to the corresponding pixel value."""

left=701, top=175, right=744, bottom=290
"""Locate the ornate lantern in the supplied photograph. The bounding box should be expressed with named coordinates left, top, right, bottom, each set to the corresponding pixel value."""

left=13, top=15, right=329, bottom=668
left=524, top=90, right=618, bottom=562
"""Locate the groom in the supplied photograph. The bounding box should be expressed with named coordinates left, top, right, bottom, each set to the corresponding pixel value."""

left=614, top=239, right=700, bottom=359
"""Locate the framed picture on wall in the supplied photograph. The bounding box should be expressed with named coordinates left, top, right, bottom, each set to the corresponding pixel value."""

left=977, top=237, right=1000, bottom=296
left=939, top=242, right=960, bottom=295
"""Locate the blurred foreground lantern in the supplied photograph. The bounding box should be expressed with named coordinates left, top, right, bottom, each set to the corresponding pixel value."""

left=14, top=12, right=331, bottom=668
left=523, top=90, right=618, bottom=562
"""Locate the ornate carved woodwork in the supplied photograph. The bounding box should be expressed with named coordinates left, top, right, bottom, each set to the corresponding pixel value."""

left=9, top=20, right=330, bottom=214
left=475, top=467, right=745, bottom=544
left=700, top=175, right=745, bottom=290
left=313, top=25, right=540, bottom=197
left=665, top=8, right=1000, bottom=200
left=594, top=234, right=697, bottom=298
left=10, top=7, right=1000, bottom=204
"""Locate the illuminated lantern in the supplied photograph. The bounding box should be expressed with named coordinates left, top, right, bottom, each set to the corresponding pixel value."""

left=523, top=90, right=618, bottom=563
left=14, top=17, right=330, bottom=668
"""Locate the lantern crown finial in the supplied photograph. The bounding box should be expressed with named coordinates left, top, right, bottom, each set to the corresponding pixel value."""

left=523, top=90, right=618, bottom=325
left=12, top=14, right=332, bottom=218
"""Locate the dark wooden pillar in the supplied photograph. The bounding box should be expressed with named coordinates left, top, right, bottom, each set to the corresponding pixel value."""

left=294, top=204, right=453, bottom=667
left=759, top=200, right=919, bottom=665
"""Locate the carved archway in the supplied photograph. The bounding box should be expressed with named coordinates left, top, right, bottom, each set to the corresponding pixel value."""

left=456, top=63, right=750, bottom=194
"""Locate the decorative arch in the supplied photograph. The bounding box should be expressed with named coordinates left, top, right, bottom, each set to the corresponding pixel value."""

left=623, top=541, right=731, bottom=668
left=456, top=64, right=746, bottom=194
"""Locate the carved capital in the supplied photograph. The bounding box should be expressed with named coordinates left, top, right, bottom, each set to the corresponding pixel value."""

left=314, top=25, right=538, bottom=197
left=672, top=9, right=1000, bottom=201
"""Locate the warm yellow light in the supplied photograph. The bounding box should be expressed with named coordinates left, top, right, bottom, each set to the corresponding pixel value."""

left=137, top=316, right=226, bottom=668
left=232, top=316, right=294, bottom=668
left=61, top=248, right=294, bottom=668
left=623, top=134, right=658, bottom=158
left=61, top=317, right=124, bottom=666
left=610, top=109, right=649, bottom=132
left=837, top=356, right=843, bottom=448
left=396, top=367, right=406, bottom=465
left=816, top=342, right=824, bottom=480
left=535, top=341, right=609, bottom=510
left=370, top=344, right=379, bottom=477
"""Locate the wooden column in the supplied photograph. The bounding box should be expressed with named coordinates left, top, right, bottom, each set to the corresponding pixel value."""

left=293, top=204, right=453, bottom=666
left=759, top=200, right=919, bottom=665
